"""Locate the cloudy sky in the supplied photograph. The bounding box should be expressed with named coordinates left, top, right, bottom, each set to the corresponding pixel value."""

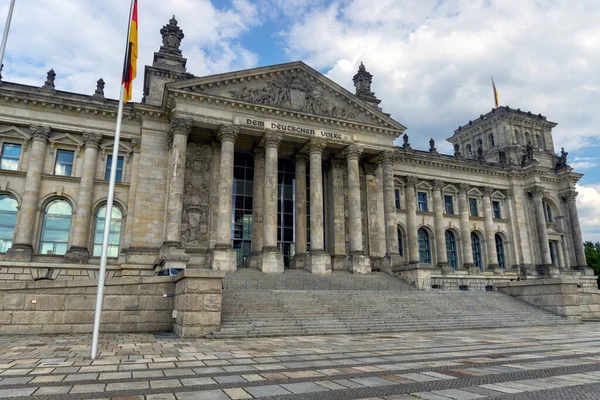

left=1, top=0, right=599, bottom=241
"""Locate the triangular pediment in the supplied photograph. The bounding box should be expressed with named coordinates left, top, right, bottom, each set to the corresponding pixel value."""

left=49, top=133, right=83, bottom=147
left=0, top=126, right=31, bottom=140
left=167, top=62, right=406, bottom=132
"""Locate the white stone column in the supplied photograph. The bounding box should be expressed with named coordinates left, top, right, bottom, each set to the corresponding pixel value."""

left=530, top=186, right=553, bottom=267
left=563, top=190, right=589, bottom=271
left=458, top=183, right=475, bottom=269
left=344, top=144, right=370, bottom=274
left=432, top=180, right=449, bottom=271
left=7, top=125, right=50, bottom=261
left=504, top=189, right=521, bottom=269
left=306, top=139, right=331, bottom=275
left=557, top=239, right=566, bottom=270
left=211, top=124, right=239, bottom=271
left=365, top=163, right=385, bottom=261
left=482, top=186, right=500, bottom=270
left=65, top=131, right=102, bottom=262
left=380, top=150, right=400, bottom=270
left=290, top=154, right=307, bottom=269
left=329, top=159, right=346, bottom=270
left=248, top=146, right=265, bottom=269
left=208, top=141, right=221, bottom=249
left=405, top=176, right=420, bottom=265
left=259, top=132, right=284, bottom=273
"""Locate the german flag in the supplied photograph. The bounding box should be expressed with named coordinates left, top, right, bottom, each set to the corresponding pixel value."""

left=122, top=0, right=138, bottom=103
left=491, top=77, right=499, bottom=109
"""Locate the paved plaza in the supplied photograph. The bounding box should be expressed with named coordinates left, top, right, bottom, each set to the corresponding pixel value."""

left=1, top=324, right=600, bottom=399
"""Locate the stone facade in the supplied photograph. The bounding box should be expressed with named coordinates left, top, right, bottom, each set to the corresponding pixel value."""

left=0, top=17, right=591, bottom=283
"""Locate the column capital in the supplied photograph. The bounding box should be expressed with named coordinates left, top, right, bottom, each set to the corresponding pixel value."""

left=294, top=153, right=308, bottom=164
left=458, top=183, right=470, bottom=195
left=363, top=162, right=378, bottom=176
left=482, top=186, right=494, bottom=197
left=252, top=145, right=265, bottom=158
left=379, top=149, right=398, bottom=166
left=562, top=189, right=578, bottom=202
left=263, top=131, right=283, bottom=149
left=432, top=179, right=445, bottom=191
left=307, top=139, right=326, bottom=155
left=217, top=124, right=240, bottom=143
left=405, top=175, right=419, bottom=187
left=170, top=117, right=193, bottom=137
left=29, top=125, right=51, bottom=142
left=82, top=131, right=102, bottom=149
left=131, top=138, right=141, bottom=153
left=528, top=185, right=545, bottom=198
left=344, top=144, right=363, bottom=161
left=506, top=189, right=514, bottom=199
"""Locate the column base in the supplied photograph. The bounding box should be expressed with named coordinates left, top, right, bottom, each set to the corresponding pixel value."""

left=344, top=253, right=371, bottom=275
left=259, top=247, right=284, bottom=274
left=289, top=252, right=307, bottom=270
left=64, top=246, right=89, bottom=263
left=394, top=263, right=434, bottom=290
left=6, top=244, right=33, bottom=261
left=155, top=242, right=190, bottom=270
left=571, top=265, right=595, bottom=276
left=463, top=264, right=481, bottom=275
left=210, top=245, right=237, bottom=272
left=380, top=253, right=402, bottom=273
left=307, top=251, right=332, bottom=275
left=437, top=263, right=454, bottom=275
left=537, top=264, right=559, bottom=277
left=247, top=251, right=261, bottom=269
left=331, top=255, right=346, bottom=271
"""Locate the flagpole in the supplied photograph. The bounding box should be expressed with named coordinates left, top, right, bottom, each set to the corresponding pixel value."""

left=90, top=0, right=135, bottom=360
left=0, top=0, right=16, bottom=77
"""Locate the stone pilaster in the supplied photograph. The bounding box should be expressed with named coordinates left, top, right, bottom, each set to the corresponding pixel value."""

left=306, top=139, right=331, bottom=275
left=482, top=186, right=500, bottom=271
left=563, top=190, right=591, bottom=274
left=259, top=132, right=284, bottom=273
left=458, top=183, right=475, bottom=269
left=123, top=138, right=141, bottom=251
left=405, top=176, right=420, bottom=265
left=210, top=124, right=239, bottom=272
left=344, top=144, right=370, bottom=274
left=530, top=186, right=553, bottom=273
left=380, top=150, right=400, bottom=271
left=159, top=117, right=193, bottom=269
left=290, top=154, right=307, bottom=269
left=65, top=131, right=102, bottom=262
left=247, top=146, right=265, bottom=269
left=328, top=158, right=346, bottom=270
left=432, top=180, right=450, bottom=273
left=7, top=125, right=51, bottom=261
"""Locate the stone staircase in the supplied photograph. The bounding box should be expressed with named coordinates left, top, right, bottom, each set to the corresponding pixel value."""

left=208, top=289, right=577, bottom=338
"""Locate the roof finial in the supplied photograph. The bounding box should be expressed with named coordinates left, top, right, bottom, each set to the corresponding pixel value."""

left=160, top=15, right=184, bottom=55
left=352, top=62, right=381, bottom=108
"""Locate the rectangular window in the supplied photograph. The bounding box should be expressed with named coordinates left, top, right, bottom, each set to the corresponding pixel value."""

left=0, top=143, right=21, bottom=171
left=492, top=200, right=501, bottom=219
left=54, top=150, right=75, bottom=176
left=105, top=155, right=125, bottom=182
left=469, top=198, right=479, bottom=217
left=394, top=189, right=401, bottom=209
left=417, top=192, right=428, bottom=212
left=444, top=195, right=454, bottom=214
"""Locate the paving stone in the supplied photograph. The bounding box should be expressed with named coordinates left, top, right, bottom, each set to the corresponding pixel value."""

left=146, top=395, right=176, bottom=400
left=175, top=390, right=229, bottom=400
left=214, top=375, right=246, bottom=384
left=280, top=382, right=330, bottom=394
left=70, top=383, right=107, bottom=393
left=432, top=388, right=486, bottom=399
left=223, top=388, right=252, bottom=399
left=0, top=388, right=36, bottom=398
left=34, top=385, right=73, bottom=395
left=244, top=384, right=292, bottom=398
left=150, top=379, right=182, bottom=388
left=350, top=376, right=397, bottom=387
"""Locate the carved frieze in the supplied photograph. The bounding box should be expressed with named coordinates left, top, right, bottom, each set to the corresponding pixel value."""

left=181, top=143, right=213, bottom=248
left=228, top=74, right=358, bottom=121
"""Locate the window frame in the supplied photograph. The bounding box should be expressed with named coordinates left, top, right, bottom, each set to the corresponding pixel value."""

left=394, top=189, right=401, bottom=209
left=39, top=199, right=72, bottom=256
left=492, top=200, right=502, bottom=219
left=445, top=230, right=458, bottom=269
left=417, top=192, right=428, bottom=212
left=53, top=149, right=76, bottom=177
left=105, top=155, right=125, bottom=182
left=397, top=226, right=404, bottom=257
left=0, top=142, right=22, bottom=171
left=542, top=200, right=553, bottom=222
left=444, top=194, right=454, bottom=215
left=92, top=204, right=124, bottom=258
left=469, top=198, right=479, bottom=217
left=418, top=228, right=431, bottom=264
left=0, top=194, right=18, bottom=252
left=471, top=232, right=482, bottom=269
left=495, top=234, right=505, bottom=269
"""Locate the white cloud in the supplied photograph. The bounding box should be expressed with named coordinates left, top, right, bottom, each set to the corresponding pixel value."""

left=569, top=157, right=599, bottom=170
left=280, top=0, right=600, bottom=151
left=0, top=0, right=260, bottom=101
left=576, top=184, right=600, bottom=243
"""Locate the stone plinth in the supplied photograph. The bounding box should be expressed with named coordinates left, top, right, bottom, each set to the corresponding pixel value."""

left=380, top=254, right=402, bottom=273
left=174, top=269, right=225, bottom=338
left=289, top=253, right=306, bottom=270
left=395, top=264, right=434, bottom=290
left=345, top=254, right=371, bottom=275
left=156, top=243, right=190, bottom=270
left=210, top=247, right=237, bottom=272
left=307, top=252, right=332, bottom=275
left=259, top=248, right=284, bottom=274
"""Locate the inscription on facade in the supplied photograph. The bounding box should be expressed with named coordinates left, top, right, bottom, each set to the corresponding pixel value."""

left=241, top=118, right=345, bottom=141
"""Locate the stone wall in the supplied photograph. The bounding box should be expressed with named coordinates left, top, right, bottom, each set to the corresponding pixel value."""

left=0, top=269, right=224, bottom=337
left=495, top=277, right=600, bottom=320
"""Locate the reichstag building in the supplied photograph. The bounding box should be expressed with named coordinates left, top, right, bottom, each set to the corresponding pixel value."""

left=0, top=17, right=590, bottom=283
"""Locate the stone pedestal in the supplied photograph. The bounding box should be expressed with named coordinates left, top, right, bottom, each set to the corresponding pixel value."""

left=308, top=251, right=332, bottom=275
left=467, top=265, right=481, bottom=275
left=380, top=254, right=402, bottom=272
left=6, top=244, right=33, bottom=261
left=247, top=252, right=261, bottom=269
left=537, top=264, right=560, bottom=277
left=260, top=247, right=284, bottom=274
left=438, top=263, right=455, bottom=275
left=345, top=253, right=371, bottom=275
left=395, top=264, right=434, bottom=290
left=572, top=265, right=595, bottom=276
left=289, top=253, right=306, bottom=269
left=64, top=246, right=90, bottom=263
left=210, top=246, right=237, bottom=272
left=156, top=242, right=190, bottom=270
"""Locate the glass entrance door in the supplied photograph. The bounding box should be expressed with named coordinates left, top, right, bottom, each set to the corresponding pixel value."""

left=232, top=154, right=254, bottom=267
left=277, top=159, right=295, bottom=267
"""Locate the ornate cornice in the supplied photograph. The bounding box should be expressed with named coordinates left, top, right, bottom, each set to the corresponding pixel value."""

left=82, top=131, right=102, bottom=149
left=29, top=125, right=51, bottom=142
left=263, top=131, right=283, bottom=149
left=217, top=124, right=240, bottom=143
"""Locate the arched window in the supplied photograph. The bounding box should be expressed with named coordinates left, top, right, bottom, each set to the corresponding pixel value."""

left=0, top=194, right=18, bottom=252
left=40, top=200, right=72, bottom=255
left=515, top=130, right=521, bottom=145
left=542, top=200, right=553, bottom=222
left=93, top=205, right=123, bottom=258
left=418, top=228, right=431, bottom=264
left=445, top=230, right=457, bottom=269
left=535, top=134, right=543, bottom=148
left=489, top=133, right=495, bottom=147
left=466, top=144, right=472, bottom=158
left=397, top=226, right=404, bottom=257
left=476, top=138, right=483, bottom=153
left=495, top=234, right=505, bottom=268
left=471, top=232, right=482, bottom=269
